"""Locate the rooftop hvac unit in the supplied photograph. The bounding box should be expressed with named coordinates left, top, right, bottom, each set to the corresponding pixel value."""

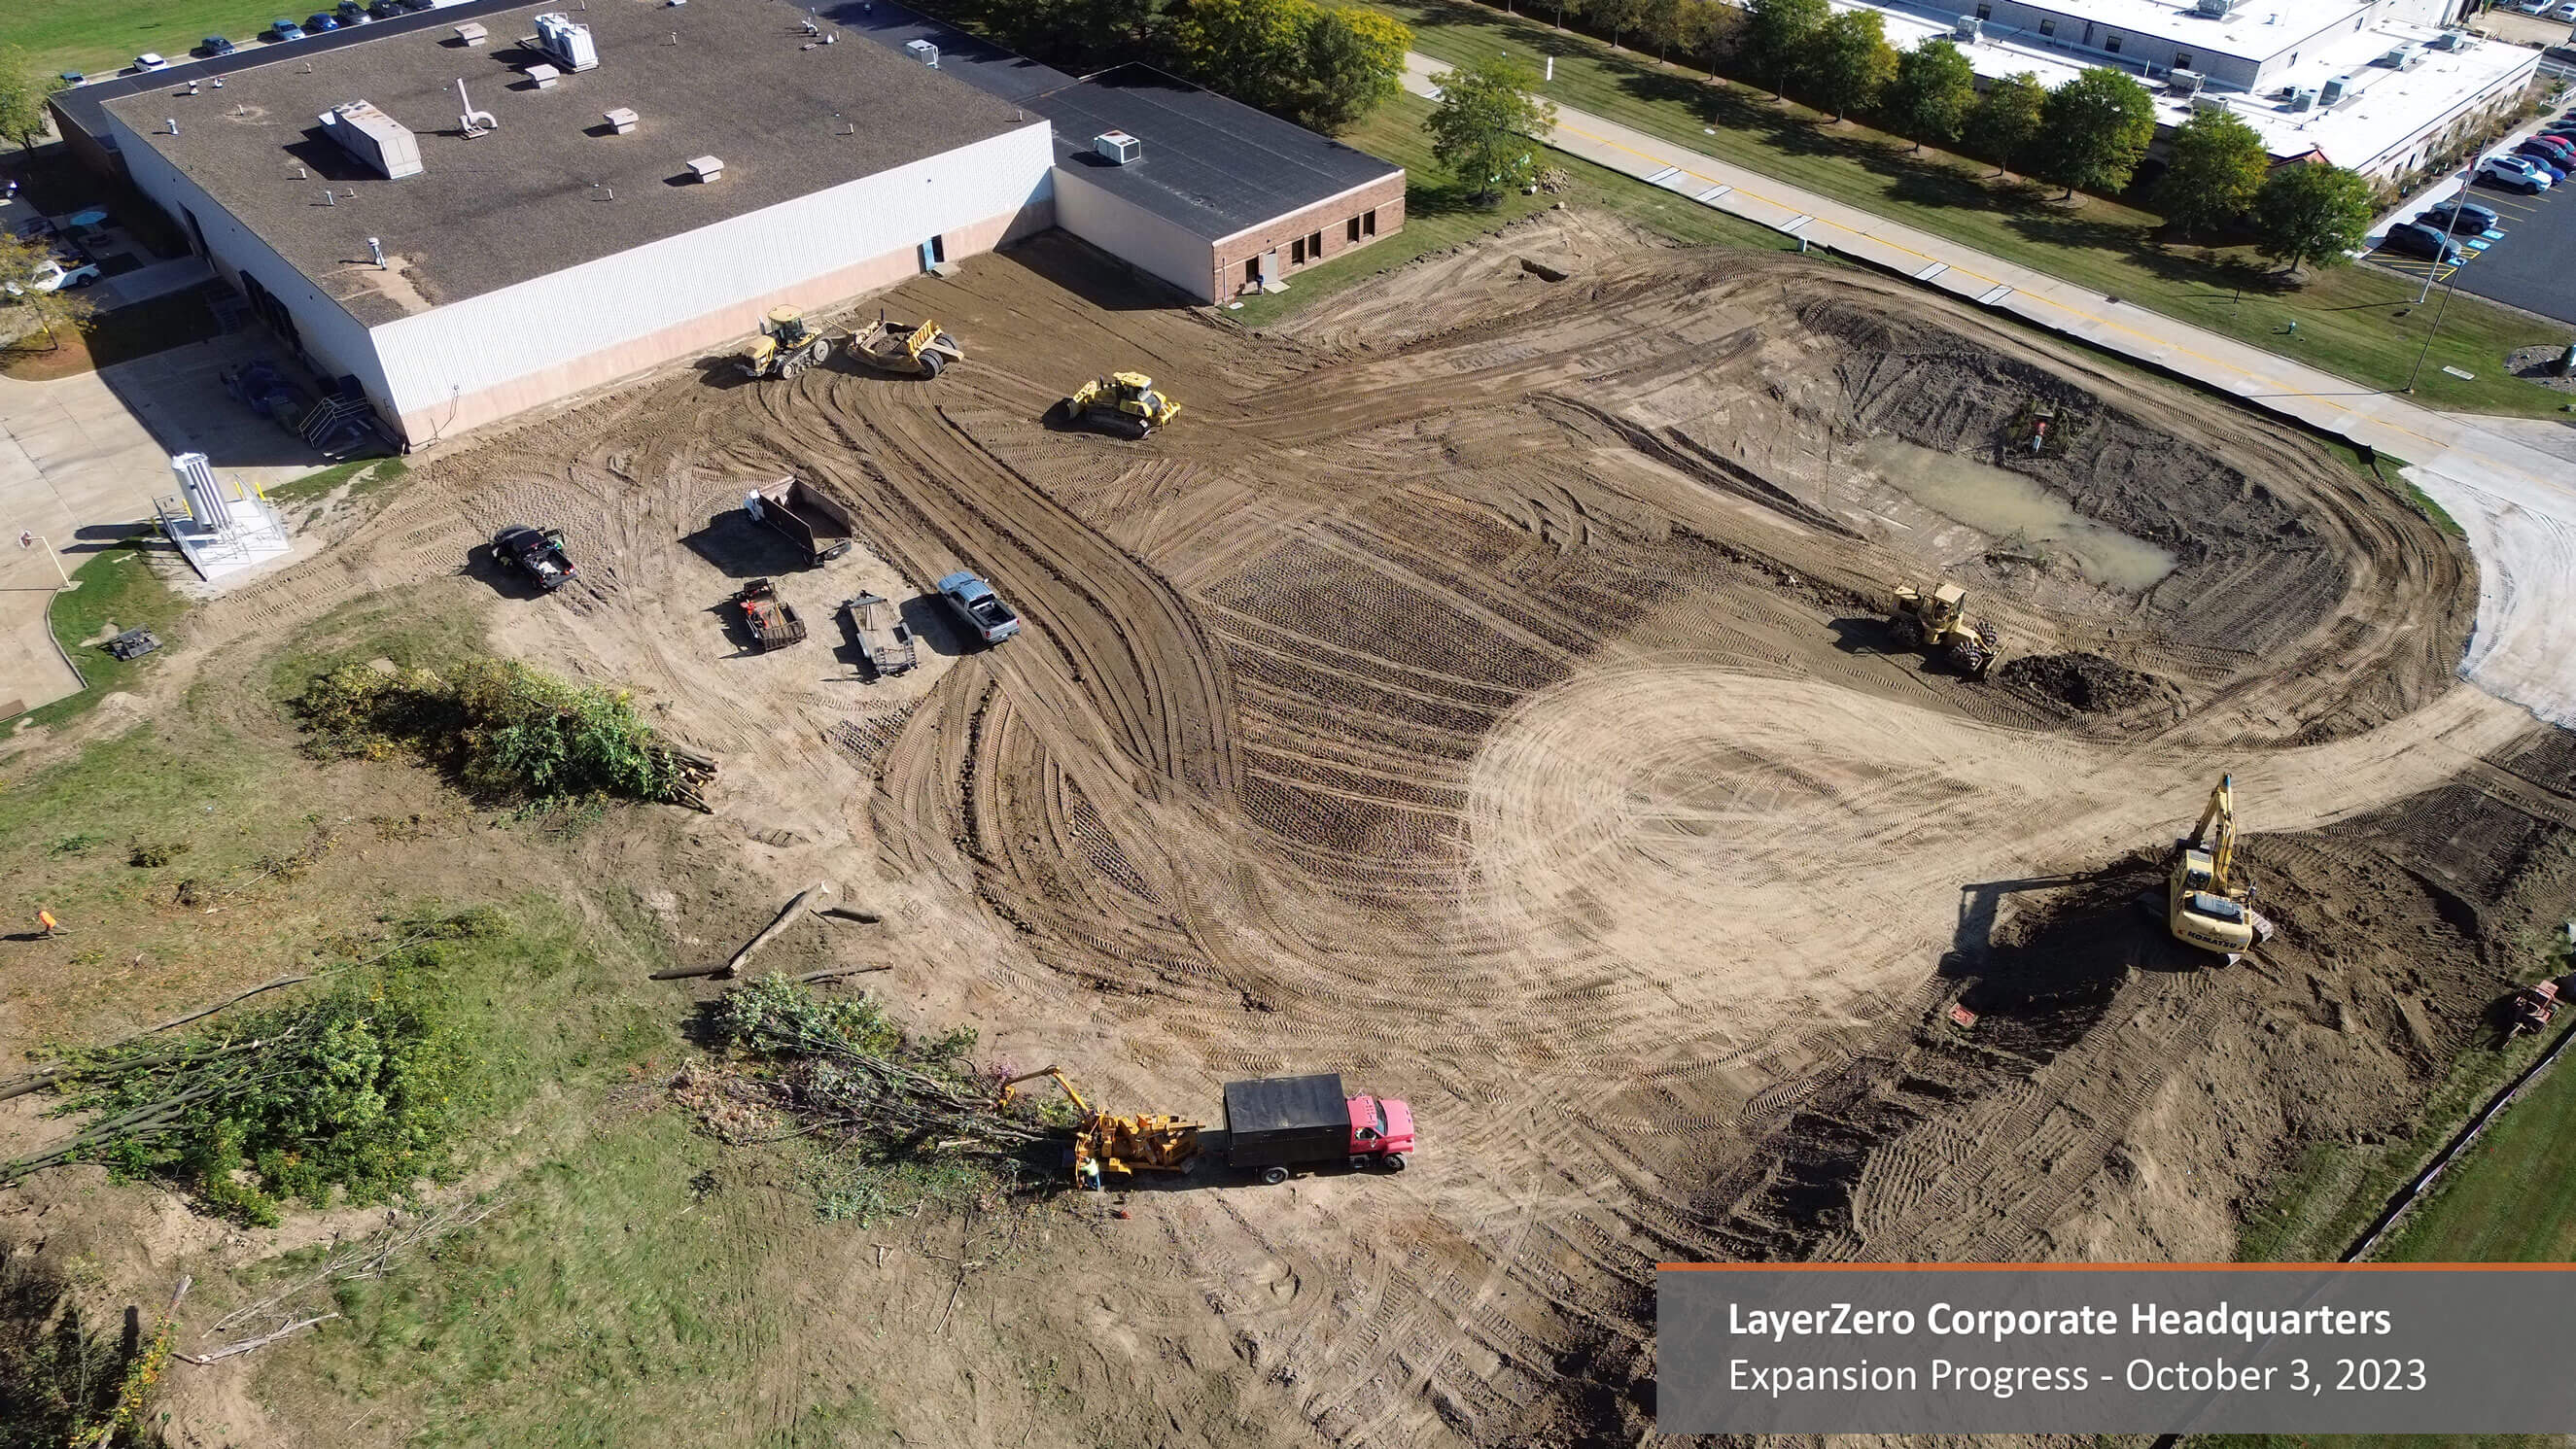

left=1094, top=129, right=1141, bottom=164
left=2319, top=74, right=2349, bottom=103
left=318, top=99, right=423, bottom=179
left=2190, top=93, right=2231, bottom=113
left=904, top=39, right=938, bottom=66
left=532, top=13, right=599, bottom=72
left=1953, top=15, right=1980, bottom=41
left=2375, top=46, right=2410, bottom=67
left=2287, top=86, right=2317, bottom=111
left=2170, top=68, right=2205, bottom=93
left=2428, top=29, right=2464, bottom=51
left=2193, top=0, right=2243, bottom=16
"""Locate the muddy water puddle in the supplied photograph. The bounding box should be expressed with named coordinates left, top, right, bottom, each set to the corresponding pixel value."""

left=1858, top=436, right=2176, bottom=592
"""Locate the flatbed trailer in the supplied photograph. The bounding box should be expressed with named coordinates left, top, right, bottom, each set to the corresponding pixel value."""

left=745, top=476, right=855, bottom=566
left=840, top=592, right=918, bottom=677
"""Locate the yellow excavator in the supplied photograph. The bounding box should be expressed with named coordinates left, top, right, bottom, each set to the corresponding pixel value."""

left=2166, top=775, right=2275, bottom=960
left=740, top=306, right=832, bottom=380
left=1888, top=581, right=1999, bottom=679
left=998, top=1066, right=1202, bottom=1190
left=1060, top=371, right=1180, bottom=439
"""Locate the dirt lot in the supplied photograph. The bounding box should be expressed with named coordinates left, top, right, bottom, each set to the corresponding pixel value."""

left=8, top=214, right=2576, bottom=1446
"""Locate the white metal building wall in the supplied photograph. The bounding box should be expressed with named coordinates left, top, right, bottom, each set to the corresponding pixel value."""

left=1051, top=165, right=1218, bottom=302
left=106, top=109, right=395, bottom=410
left=366, top=121, right=1055, bottom=423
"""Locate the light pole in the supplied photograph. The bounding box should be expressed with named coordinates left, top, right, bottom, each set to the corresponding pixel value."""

left=2416, top=163, right=2474, bottom=307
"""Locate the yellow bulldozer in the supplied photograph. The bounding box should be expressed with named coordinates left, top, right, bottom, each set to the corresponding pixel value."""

left=999, top=1066, right=1201, bottom=1190
left=740, top=306, right=832, bottom=380
left=1888, top=581, right=1999, bottom=679
left=1060, top=371, right=1180, bottom=439
left=2164, top=775, right=2275, bottom=961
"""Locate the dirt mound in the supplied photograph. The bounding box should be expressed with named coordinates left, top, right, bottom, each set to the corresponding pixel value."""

left=2001, top=651, right=2167, bottom=711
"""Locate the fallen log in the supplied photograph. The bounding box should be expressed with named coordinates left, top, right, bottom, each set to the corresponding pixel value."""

left=176, top=1311, right=338, bottom=1365
left=788, top=964, right=891, bottom=983
left=814, top=906, right=884, bottom=925
left=648, top=883, right=832, bottom=981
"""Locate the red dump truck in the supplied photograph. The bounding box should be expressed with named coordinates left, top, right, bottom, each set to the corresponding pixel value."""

left=1218, top=1073, right=1413, bottom=1185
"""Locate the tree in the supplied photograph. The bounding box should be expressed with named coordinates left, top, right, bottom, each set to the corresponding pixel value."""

left=1639, top=0, right=1687, bottom=60
left=1592, top=0, right=1649, bottom=48
left=1685, top=0, right=1745, bottom=78
left=1886, top=39, right=1974, bottom=154
left=1809, top=10, right=1896, bottom=121
left=0, top=46, right=50, bottom=152
left=0, top=232, right=97, bottom=351
left=1744, top=0, right=1828, bottom=100
left=1424, top=56, right=1557, bottom=206
left=1172, top=0, right=1311, bottom=112
left=1549, top=0, right=1588, bottom=30
left=2153, top=107, right=2269, bottom=237
left=1295, top=6, right=1410, bottom=133
left=2250, top=162, right=2373, bottom=277
left=2038, top=67, right=2155, bottom=200
left=1970, top=71, right=2045, bottom=178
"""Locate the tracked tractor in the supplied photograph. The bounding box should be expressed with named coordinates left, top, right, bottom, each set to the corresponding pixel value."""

left=847, top=315, right=963, bottom=379
left=1888, top=581, right=1999, bottom=679
left=2164, top=774, right=2276, bottom=961
left=740, top=307, right=831, bottom=380
left=1060, top=371, right=1180, bottom=439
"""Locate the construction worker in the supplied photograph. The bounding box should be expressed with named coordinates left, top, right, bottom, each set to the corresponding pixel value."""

left=35, top=908, right=61, bottom=937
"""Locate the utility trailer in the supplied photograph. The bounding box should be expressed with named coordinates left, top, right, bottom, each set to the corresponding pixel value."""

left=839, top=592, right=918, bottom=678
left=733, top=578, right=807, bottom=651
left=744, top=476, right=854, bottom=566
left=1218, top=1073, right=1412, bottom=1186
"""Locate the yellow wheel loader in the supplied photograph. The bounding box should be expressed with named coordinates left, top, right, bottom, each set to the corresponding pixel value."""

left=740, top=306, right=831, bottom=380
left=1888, top=581, right=1999, bottom=679
left=998, top=1066, right=1202, bottom=1189
left=2164, top=775, right=2276, bottom=961
left=846, top=314, right=962, bottom=379
left=1060, top=371, right=1179, bottom=439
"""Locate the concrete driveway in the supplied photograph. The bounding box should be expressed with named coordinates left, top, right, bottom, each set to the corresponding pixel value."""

left=0, top=331, right=326, bottom=716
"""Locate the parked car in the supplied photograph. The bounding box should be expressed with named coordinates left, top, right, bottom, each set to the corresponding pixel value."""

left=131, top=52, right=167, bottom=71
left=2382, top=222, right=2467, bottom=266
left=335, top=0, right=369, bottom=21
left=2555, top=1, right=2576, bottom=19
left=2515, top=0, right=2551, bottom=15
left=2482, top=155, right=2552, bottom=191
left=266, top=18, right=305, bottom=40
left=4, top=257, right=102, bottom=295
left=2522, top=134, right=2576, bottom=164
left=366, top=0, right=404, bottom=17
left=2419, top=200, right=2499, bottom=235
left=303, top=13, right=341, bottom=31
left=936, top=570, right=1023, bottom=644
left=2512, top=145, right=2568, bottom=183
left=198, top=34, right=236, bottom=55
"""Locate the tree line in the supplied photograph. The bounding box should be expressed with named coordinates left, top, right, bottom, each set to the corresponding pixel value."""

left=921, top=0, right=1410, bottom=133
left=1475, top=0, right=2375, bottom=273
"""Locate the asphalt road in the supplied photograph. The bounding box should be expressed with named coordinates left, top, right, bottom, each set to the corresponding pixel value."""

left=2375, top=171, right=2576, bottom=325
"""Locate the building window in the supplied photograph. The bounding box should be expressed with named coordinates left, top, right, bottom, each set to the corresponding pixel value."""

left=1363, top=208, right=1377, bottom=236
left=1307, top=229, right=1323, bottom=259
left=2105, top=33, right=2121, bottom=52
left=1975, top=2, right=1990, bottom=17
left=2175, top=50, right=2193, bottom=68
left=1347, top=216, right=1362, bottom=243
left=2038, top=17, right=2055, bottom=35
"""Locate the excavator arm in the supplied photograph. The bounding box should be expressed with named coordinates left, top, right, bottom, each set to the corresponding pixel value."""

left=2193, top=776, right=2238, bottom=893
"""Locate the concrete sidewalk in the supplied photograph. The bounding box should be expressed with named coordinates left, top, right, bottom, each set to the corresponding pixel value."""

left=1406, top=55, right=2576, bottom=724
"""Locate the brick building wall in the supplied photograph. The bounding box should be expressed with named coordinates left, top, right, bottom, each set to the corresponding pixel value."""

left=1209, top=171, right=1407, bottom=301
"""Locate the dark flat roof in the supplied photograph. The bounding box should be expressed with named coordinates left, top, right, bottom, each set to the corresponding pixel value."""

left=1034, top=67, right=1401, bottom=242
left=816, top=0, right=1074, bottom=103
left=100, top=0, right=1036, bottom=325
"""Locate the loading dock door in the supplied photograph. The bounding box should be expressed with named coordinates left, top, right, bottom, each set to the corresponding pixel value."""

left=1259, top=249, right=1281, bottom=288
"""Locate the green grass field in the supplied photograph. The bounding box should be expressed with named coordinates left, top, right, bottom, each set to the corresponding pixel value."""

left=21, top=532, right=186, bottom=728
left=1367, top=0, right=2569, bottom=417
left=1232, top=91, right=1789, bottom=328
left=2, top=0, right=292, bottom=84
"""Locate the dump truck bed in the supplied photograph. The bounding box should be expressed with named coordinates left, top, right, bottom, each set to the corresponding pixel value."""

left=748, top=477, right=854, bottom=565
left=1222, top=1073, right=1348, bottom=1169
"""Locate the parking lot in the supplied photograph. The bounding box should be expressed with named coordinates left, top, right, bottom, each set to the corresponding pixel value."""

left=2374, top=167, right=2576, bottom=325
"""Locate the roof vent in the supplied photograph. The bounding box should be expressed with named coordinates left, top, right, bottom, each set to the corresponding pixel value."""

left=525, top=63, right=562, bottom=88
left=2319, top=74, right=2350, bottom=103
left=2286, top=86, right=2317, bottom=111
left=904, top=39, right=938, bottom=66
left=318, top=99, right=423, bottom=180
left=454, top=21, right=487, bottom=46
left=686, top=155, right=723, bottom=183
left=1095, top=129, right=1141, bottom=165
left=533, top=14, right=600, bottom=71
left=603, top=106, right=638, bottom=133
left=457, top=78, right=498, bottom=136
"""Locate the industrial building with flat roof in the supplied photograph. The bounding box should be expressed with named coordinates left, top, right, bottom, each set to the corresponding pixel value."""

left=56, top=0, right=1403, bottom=444
left=1842, top=0, right=2536, bottom=182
